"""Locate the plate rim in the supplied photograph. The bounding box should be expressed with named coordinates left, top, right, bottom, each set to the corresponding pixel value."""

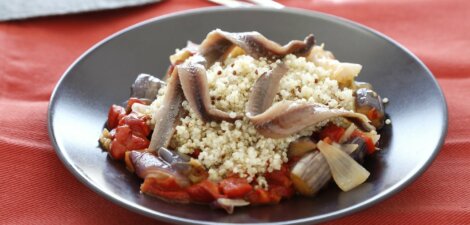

left=47, top=6, right=448, bottom=225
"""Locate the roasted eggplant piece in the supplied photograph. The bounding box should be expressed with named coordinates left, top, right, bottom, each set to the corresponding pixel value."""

left=355, top=88, right=385, bottom=129
left=347, top=137, right=368, bottom=164
left=290, top=151, right=331, bottom=196
left=130, top=74, right=165, bottom=101
left=290, top=140, right=370, bottom=195
left=158, top=147, right=208, bottom=183
left=287, top=137, right=317, bottom=158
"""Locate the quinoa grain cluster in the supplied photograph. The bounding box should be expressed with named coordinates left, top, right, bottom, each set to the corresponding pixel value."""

left=145, top=46, right=360, bottom=184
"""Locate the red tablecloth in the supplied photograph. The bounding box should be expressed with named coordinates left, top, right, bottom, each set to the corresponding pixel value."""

left=1, top=0, right=469, bottom=224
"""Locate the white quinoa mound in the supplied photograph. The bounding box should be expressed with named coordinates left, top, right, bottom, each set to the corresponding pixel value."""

left=148, top=45, right=360, bottom=184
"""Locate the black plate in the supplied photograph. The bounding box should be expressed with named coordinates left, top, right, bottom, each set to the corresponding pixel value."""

left=48, top=7, right=448, bottom=225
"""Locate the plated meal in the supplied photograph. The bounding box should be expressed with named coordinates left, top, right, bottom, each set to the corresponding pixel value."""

left=99, top=29, right=386, bottom=214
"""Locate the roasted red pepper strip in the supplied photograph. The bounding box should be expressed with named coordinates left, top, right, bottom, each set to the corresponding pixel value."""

left=187, top=180, right=221, bottom=203
left=141, top=176, right=190, bottom=203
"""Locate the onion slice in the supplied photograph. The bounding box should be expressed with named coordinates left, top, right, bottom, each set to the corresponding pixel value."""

left=332, top=143, right=359, bottom=155
left=338, top=123, right=356, bottom=144
left=212, top=198, right=250, bottom=214
left=317, top=140, right=370, bottom=191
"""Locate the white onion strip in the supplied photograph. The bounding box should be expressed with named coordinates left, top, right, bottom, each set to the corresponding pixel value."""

left=338, top=123, right=356, bottom=144
left=317, top=141, right=370, bottom=191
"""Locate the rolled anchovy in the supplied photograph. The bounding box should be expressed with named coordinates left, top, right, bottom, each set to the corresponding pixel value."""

left=246, top=61, right=288, bottom=117
left=176, top=29, right=315, bottom=123
left=249, top=100, right=374, bottom=139
left=199, top=29, right=315, bottom=67
left=178, top=58, right=242, bottom=123
left=148, top=69, right=185, bottom=151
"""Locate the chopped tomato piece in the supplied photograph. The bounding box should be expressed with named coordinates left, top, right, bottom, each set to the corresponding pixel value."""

left=127, top=134, right=150, bottom=150
left=109, top=125, right=149, bottom=160
left=268, top=193, right=282, bottom=203
left=187, top=180, right=221, bottom=203
left=351, top=130, right=376, bottom=154
left=109, top=140, right=127, bottom=160
left=320, top=124, right=345, bottom=143
left=219, top=178, right=253, bottom=198
left=269, top=185, right=294, bottom=201
left=267, top=187, right=283, bottom=203
left=114, top=125, right=131, bottom=141
left=265, top=165, right=292, bottom=187
left=246, top=189, right=271, bottom=205
left=107, top=105, right=126, bottom=129
left=116, top=125, right=149, bottom=150
left=263, top=165, right=294, bottom=203
left=266, top=172, right=291, bottom=187
left=118, top=113, right=150, bottom=137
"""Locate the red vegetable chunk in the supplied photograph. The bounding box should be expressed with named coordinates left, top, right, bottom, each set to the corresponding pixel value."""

left=351, top=130, right=376, bottom=154
left=246, top=189, right=271, bottom=205
left=265, top=165, right=292, bottom=187
left=141, top=175, right=190, bottom=203
left=107, top=105, right=126, bottom=129
left=269, top=185, right=294, bottom=202
left=118, top=113, right=150, bottom=138
left=264, top=164, right=294, bottom=203
left=109, top=125, right=149, bottom=160
left=187, top=180, right=221, bottom=203
left=219, top=178, right=253, bottom=198
left=319, top=123, right=345, bottom=143
left=109, top=140, right=127, bottom=160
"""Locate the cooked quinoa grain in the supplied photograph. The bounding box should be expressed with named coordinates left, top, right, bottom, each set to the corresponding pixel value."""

left=147, top=46, right=360, bottom=183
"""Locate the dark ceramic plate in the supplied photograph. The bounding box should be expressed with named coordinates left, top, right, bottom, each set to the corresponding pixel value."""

left=48, top=7, right=447, bottom=225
